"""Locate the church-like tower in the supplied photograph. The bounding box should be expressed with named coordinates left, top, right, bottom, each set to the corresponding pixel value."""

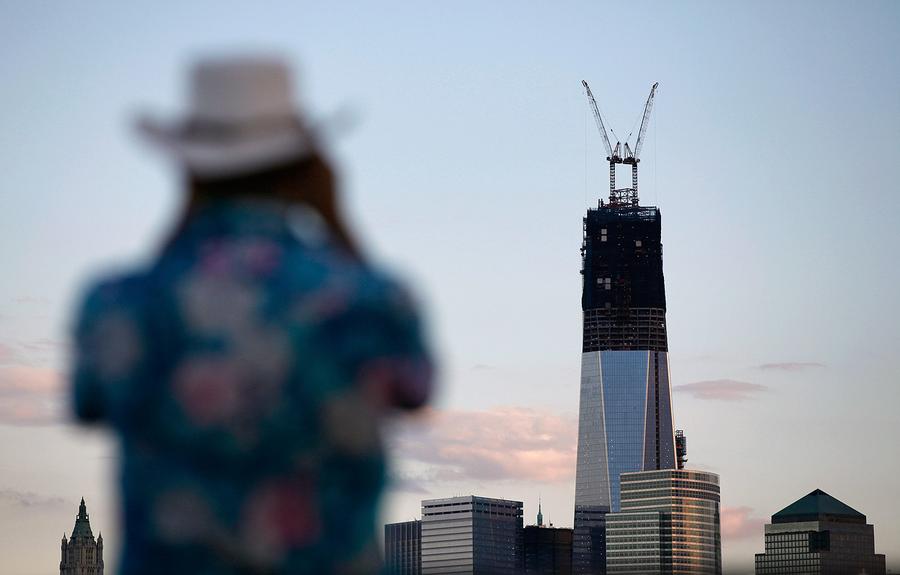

left=61, top=498, right=104, bottom=575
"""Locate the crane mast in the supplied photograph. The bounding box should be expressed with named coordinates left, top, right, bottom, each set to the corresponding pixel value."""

left=582, top=80, right=658, bottom=207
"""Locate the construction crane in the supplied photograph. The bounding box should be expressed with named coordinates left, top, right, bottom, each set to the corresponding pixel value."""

left=582, top=80, right=658, bottom=207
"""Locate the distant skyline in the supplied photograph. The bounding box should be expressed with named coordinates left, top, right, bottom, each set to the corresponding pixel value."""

left=1, top=2, right=899, bottom=574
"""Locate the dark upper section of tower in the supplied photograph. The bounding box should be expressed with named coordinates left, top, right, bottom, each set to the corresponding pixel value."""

left=581, top=204, right=667, bottom=352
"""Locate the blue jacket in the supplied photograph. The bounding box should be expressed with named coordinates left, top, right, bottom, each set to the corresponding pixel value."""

left=71, top=200, right=433, bottom=574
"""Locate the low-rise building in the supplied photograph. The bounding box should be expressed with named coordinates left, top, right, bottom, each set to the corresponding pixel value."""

left=385, top=519, right=421, bottom=575
left=754, top=489, right=885, bottom=575
left=421, top=495, right=523, bottom=574
left=606, top=469, right=722, bottom=574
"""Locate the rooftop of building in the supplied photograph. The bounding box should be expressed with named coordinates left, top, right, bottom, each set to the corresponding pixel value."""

left=772, top=489, right=866, bottom=525
left=619, top=468, right=720, bottom=485
left=585, top=204, right=660, bottom=223
left=421, top=495, right=523, bottom=507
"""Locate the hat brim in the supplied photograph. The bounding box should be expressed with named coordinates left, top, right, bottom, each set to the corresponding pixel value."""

left=137, top=115, right=316, bottom=180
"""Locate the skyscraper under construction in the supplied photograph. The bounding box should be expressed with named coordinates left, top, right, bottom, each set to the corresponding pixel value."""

left=573, top=81, right=676, bottom=574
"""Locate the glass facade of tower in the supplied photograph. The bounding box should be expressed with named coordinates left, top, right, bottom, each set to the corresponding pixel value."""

left=606, top=470, right=722, bottom=575
left=574, top=205, right=676, bottom=574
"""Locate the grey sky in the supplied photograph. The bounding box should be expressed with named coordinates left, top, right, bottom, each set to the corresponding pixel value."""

left=1, top=2, right=898, bottom=573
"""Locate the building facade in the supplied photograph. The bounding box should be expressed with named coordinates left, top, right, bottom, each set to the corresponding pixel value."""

left=60, top=498, right=104, bottom=575
left=754, top=489, right=886, bottom=575
left=421, top=496, right=523, bottom=574
left=523, top=525, right=573, bottom=574
left=574, top=204, right=677, bottom=573
left=385, top=520, right=422, bottom=575
left=605, top=469, right=721, bottom=574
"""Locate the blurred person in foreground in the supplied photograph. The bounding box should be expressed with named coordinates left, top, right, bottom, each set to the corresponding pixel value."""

left=69, top=56, right=433, bottom=574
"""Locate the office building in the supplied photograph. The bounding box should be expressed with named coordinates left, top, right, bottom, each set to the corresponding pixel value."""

left=575, top=82, right=674, bottom=574
left=523, top=525, right=573, bottom=574
left=421, top=495, right=523, bottom=574
left=60, top=498, right=104, bottom=575
left=605, top=470, right=721, bottom=574
left=522, top=499, right=572, bottom=574
left=385, top=519, right=421, bottom=575
left=754, top=489, right=886, bottom=574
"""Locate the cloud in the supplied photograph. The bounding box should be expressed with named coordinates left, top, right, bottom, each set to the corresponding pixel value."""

left=0, top=339, right=67, bottom=367
left=674, top=379, right=768, bottom=401
left=13, top=296, right=48, bottom=305
left=470, top=364, right=497, bottom=372
left=18, top=338, right=66, bottom=354
left=757, top=362, right=825, bottom=372
left=0, top=365, right=64, bottom=425
left=387, top=475, right=433, bottom=496
left=0, top=343, right=16, bottom=364
left=0, top=488, right=67, bottom=509
left=721, top=506, right=767, bottom=539
left=391, top=407, right=577, bottom=484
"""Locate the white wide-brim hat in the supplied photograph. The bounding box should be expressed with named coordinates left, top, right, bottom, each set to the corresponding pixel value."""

left=138, top=55, right=316, bottom=180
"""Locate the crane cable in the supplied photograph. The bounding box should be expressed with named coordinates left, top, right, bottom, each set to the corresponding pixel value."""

left=654, top=88, right=659, bottom=207
left=584, top=101, right=588, bottom=209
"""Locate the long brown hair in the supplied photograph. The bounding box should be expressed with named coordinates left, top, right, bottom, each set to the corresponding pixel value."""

left=176, top=153, right=361, bottom=259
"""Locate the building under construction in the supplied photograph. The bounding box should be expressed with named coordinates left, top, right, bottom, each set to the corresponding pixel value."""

left=573, top=81, right=678, bottom=574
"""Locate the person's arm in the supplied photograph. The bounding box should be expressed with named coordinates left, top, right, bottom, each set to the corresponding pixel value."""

left=70, top=278, right=145, bottom=424
left=338, top=277, right=435, bottom=411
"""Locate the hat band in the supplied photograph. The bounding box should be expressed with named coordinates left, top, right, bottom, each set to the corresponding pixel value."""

left=180, top=115, right=306, bottom=142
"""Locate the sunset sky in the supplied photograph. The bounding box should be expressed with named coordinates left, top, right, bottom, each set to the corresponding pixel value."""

left=1, top=2, right=899, bottom=573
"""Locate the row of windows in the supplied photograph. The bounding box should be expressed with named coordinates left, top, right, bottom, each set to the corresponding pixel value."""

left=620, top=500, right=720, bottom=512
left=621, top=490, right=720, bottom=504
left=621, top=470, right=719, bottom=484
left=620, top=479, right=720, bottom=493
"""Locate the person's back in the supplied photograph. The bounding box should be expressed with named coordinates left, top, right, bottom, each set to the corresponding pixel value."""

left=70, top=57, right=432, bottom=575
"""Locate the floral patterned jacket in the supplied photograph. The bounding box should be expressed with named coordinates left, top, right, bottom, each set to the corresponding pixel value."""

left=71, top=201, right=433, bottom=574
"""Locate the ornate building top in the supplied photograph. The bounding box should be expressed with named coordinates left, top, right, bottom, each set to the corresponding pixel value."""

left=61, top=498, right=103, bottom=575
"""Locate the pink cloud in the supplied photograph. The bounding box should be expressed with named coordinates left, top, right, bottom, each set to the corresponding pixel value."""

left=18, top=338, right=66, bottom=354
left=392, top=407, right=577, bottom=483
left=674, top=379, right=768, bottom=401
left=757, top=362, right=824, bottom=371
left=0, top=343, right=15, bottom=364
left=721, top=505, right=767, bottom=539
left=0, top=366, right=64, bottom=425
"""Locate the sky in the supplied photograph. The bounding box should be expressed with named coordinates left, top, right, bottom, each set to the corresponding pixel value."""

left=1, top=1, right=899, bottom=573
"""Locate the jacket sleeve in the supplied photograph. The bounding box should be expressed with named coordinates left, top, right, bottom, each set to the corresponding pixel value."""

left=333, top=276, right=435, bottom=411
left=70, top=278, right=145, bottom=424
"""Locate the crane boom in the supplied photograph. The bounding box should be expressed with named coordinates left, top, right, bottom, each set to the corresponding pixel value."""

left=632, top=82, right=658, bottom=161
left=582, top=80, right=614, bottom=159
